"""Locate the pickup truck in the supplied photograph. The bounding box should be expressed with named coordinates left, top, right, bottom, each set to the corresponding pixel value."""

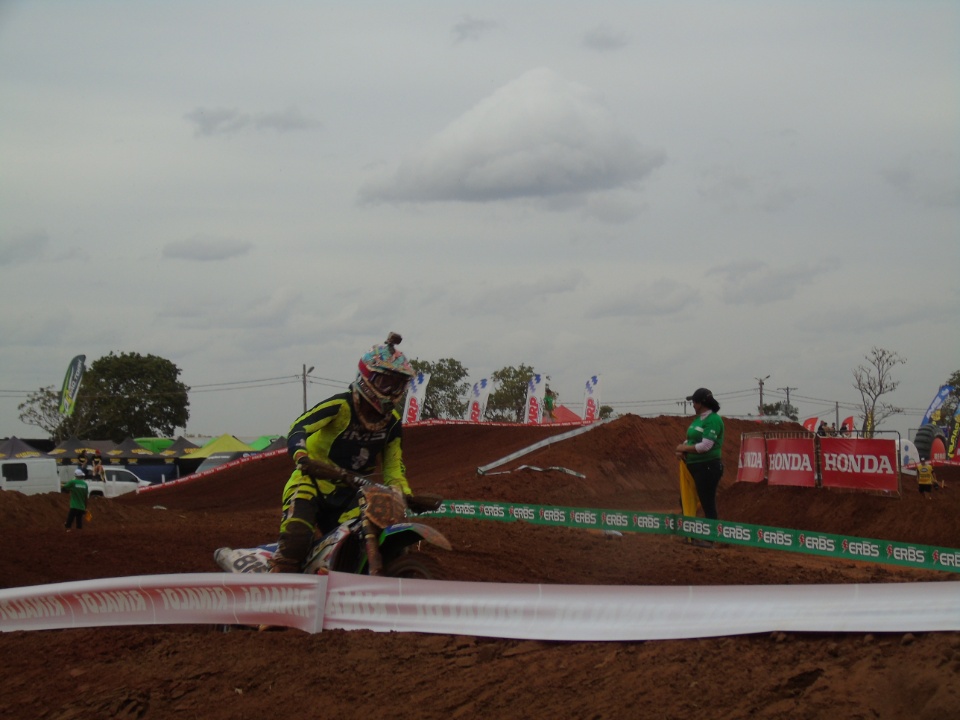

left=58, top=466, right=151, bottom=498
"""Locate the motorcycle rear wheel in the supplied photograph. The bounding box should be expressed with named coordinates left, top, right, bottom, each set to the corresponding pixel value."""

left=383, top=553, right=443, bottom=580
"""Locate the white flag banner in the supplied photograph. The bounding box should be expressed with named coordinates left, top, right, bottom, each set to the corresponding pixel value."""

left=403, top=372, right=431, bottom=424
left=582, top=375, right=602, bottom=423
left=524, top=374, right=546, bottom=424
left=465, top=378, right=492, bottom=422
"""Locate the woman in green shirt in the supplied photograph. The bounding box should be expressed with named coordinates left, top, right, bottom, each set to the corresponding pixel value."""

left=675, top=387, right=725, bottom=520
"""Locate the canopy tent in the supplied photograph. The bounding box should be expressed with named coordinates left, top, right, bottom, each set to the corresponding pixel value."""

left=248, top=435, right=284, bottom=451
left=184, top=434, right=255, bottom=460
left=159, top=436, right=200, bottom=458
left=47, top=437, right=118, bottom=464
left=176, top=434, right=256, bottom=477
left=106, top=437, right=163, bottom=463
left=134, top=437, right=175, bottom=454
left=262, top=436, right=287, bottom=452
left=0, top=437, right=48, bottom=459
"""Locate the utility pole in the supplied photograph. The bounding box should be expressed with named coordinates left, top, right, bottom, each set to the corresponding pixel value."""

left=778, top=386, right=797, bottom=416
left=302, top=364, right=315, bottom=413
left=676, top=400, right=688, bottom=414
left=755, top=375, right=770, bottom=415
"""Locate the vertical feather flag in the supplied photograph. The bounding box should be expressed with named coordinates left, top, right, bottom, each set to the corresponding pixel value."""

left=58, top=355, right=86, bottom=416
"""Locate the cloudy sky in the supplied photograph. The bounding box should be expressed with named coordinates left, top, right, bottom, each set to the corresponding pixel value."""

left=1, top=1, right=957, bottom=442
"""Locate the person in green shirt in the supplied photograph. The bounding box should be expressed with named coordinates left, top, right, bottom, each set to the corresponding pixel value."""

left=64, top=468, right=89, bottom=530
left=675, top=387, right=725, bottom=522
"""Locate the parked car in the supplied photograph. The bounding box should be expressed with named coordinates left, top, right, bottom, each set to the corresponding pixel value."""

left=57, top=465, right=150, bottom=498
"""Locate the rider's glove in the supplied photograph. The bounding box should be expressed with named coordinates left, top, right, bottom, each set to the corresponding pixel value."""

left=297, top=457, right=348, bottom=482
left=406, top=494, right=443, bottom=514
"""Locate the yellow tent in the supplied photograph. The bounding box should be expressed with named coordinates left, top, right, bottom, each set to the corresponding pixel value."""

left=181, top=434, right=255, bottom=459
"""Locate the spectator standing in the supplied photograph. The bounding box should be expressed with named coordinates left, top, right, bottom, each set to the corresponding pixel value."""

left=64, top=468, right=89, bottom=530
left=675, top=387, right=725, bottom=531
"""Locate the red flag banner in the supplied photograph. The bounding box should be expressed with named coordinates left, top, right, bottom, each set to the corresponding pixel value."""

left=802, top=417, right=818, bottom=433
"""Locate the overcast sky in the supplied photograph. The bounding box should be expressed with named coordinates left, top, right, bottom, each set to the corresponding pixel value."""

left=1, top=1, right=957, bottom=442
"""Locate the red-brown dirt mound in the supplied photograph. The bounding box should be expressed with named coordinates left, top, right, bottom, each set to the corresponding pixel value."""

left=2, top=415, right=958, bottom=719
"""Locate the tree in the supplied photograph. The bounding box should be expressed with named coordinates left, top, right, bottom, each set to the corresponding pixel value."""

left=410, top=358, right=470, bottom=420
left=485, top=364, right=538, bottom=422
left=598, top=405, right=614, bottom=420
left=17, top=385, right=96, bottom=442
left=935, top=369, right=960, bottom=423
left=18, top=352, right=191, bottom=442
left=760, top=401, right=799, bottom=421
left=852, top=347, right=905, bottom=436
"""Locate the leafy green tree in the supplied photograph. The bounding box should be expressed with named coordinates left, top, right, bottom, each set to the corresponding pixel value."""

left=19, top=352, right=191, bottom=442
left=80, top=352, right=190, bottom=441
left=485, top=364, right=538, bottom=422
left=18, top=385, right=96, bottom=442
left=760, top=401, right=799, bottom=420
left=598, top=405, right=614, bottom=420
left=852, top=346, right=905, bottom=436
left=931, top=369, right=960, bottom=424
left=410, top=358, right=470, bottom=420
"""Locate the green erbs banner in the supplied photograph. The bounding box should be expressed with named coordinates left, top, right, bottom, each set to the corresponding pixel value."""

left=58, top=354, right=86, bottom=416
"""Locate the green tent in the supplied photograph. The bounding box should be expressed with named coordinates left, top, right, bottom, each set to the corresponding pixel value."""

left=248, top=435, right=283, bottom=451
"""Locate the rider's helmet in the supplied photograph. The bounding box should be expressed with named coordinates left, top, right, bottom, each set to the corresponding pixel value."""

left=352, top=332, right=415, bottom=426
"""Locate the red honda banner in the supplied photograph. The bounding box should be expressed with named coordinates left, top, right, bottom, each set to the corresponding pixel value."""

left=766, top=437, right=817, bottom=487
left=736, top=435, right=766, bottom=483
left=819, top=437, right=898, bottom=492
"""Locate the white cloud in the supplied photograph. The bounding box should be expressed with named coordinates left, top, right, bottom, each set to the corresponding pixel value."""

left=586, top=279, right=698, bottom=319
left=358, top=68, right=665, bottom=204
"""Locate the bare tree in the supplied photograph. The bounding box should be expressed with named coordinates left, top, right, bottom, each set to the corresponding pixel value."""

left=852, top=347, right=905, bottom=436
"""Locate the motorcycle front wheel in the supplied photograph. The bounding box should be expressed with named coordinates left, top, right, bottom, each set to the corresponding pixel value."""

left=382, top=553, right=443, bottom=579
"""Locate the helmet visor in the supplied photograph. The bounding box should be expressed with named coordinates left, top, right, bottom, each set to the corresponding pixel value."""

left=369, top=370, right=408, bottom=396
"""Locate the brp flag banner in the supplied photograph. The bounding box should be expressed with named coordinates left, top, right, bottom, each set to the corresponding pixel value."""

left=524, top=374, right=546, bottom=425
left=922, top=385, right=955, bottom=426
left=465, top=379, right=492, bottom=422
left=582, top=375, right=602, bottom=423
left=58, top=355, right=86, bottom=416
left=403, top=372, right=430, bottom=424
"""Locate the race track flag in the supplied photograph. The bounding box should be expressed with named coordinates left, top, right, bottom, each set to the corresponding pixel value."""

left=524, top=374, right=546, bottom=425
left=841, top=416, right=855, bottom=435
left=582, top=375, right=602, bottom=423
left=464, top=378, right=492, bottom=422
left=58, top=355, right=86, bottom=417
left=679, top=461, right=701, bottom=517
left=802, top=417, right=819, bottom=433
left=921, top=385, right=955, bottom=427
left=403, top=372, right=430, bottom=424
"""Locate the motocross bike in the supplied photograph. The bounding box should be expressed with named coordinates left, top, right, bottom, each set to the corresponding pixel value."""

left=215, top=473, right=449, bottom=580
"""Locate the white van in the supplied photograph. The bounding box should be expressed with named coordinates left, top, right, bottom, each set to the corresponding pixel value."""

left=0, top=458, right=62, bottom=495
left=57, top=465, right=151, bottom=498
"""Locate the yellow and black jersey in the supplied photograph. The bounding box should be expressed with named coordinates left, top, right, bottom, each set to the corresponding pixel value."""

left=286, top=391, right=409, bottom=495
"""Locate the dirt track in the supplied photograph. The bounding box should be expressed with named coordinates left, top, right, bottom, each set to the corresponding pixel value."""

left=2, top=415, right=959, bottom=719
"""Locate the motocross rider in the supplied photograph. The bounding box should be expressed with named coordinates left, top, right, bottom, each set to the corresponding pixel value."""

left=269, top=332, right=431, bottom=574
